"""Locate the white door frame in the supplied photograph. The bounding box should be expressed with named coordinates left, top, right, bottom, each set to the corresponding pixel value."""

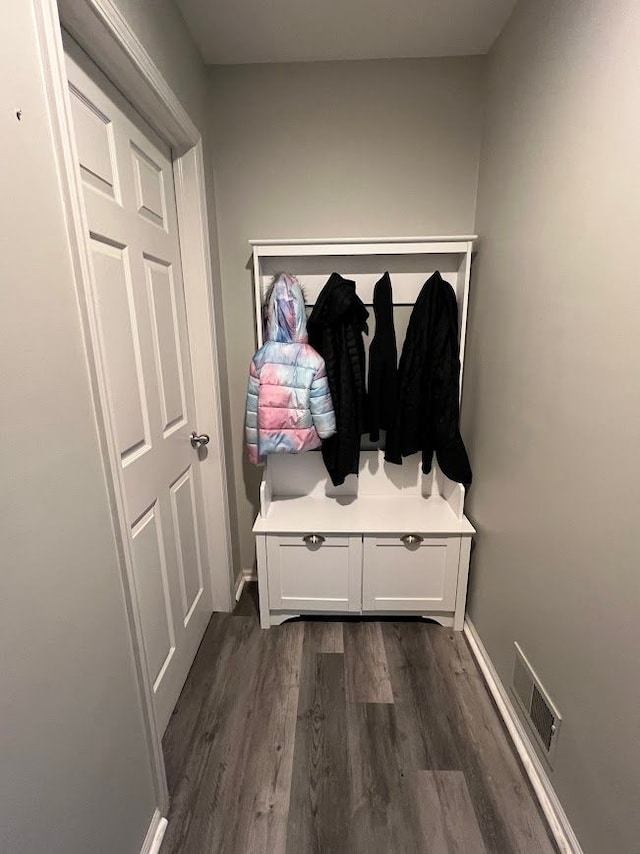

left=34, top=0, right=233, bottom=813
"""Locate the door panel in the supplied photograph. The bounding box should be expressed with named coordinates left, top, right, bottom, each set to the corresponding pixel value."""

left=145, top=258, right=187, bottom=434
left=131, top=143, right=166, bottom=227
left=66, top=40, right=212, bottom=734
left=68, top=82, right=118, bottom=198
left=130, top=505, right=175, bottom=687
left=170, top=466, right=204, bottom=623
left=89, top=238, right=151, bottom=460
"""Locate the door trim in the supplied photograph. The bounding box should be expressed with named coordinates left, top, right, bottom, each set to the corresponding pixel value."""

left=57, top=0, right=198, bottom=153
left=34, top=0, right=233, bottom=813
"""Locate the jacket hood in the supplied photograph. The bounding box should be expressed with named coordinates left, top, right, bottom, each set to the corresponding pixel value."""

left=265, top=273, right=308, bottom=343
left=308, top=273, right=369, bottom=331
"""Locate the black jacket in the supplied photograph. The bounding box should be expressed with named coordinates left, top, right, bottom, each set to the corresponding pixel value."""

left=307, top=273, right=369, bottom=487
left=367, top=272, right=397, bottom=442
left=385, top=271, right=472, bottom=484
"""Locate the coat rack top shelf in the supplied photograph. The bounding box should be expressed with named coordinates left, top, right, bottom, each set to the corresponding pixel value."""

left=250, top=235, right=477, bottom=348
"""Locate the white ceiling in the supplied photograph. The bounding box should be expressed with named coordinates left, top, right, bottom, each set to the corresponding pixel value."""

left=176, top=0, right=518, bottom=65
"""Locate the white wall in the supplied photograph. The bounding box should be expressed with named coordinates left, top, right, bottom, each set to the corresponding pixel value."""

left=208, top=57, right=487, bottom=571
left=0, top=5, right=157, bottom=853
left=463, top=1, right=640, bottom=851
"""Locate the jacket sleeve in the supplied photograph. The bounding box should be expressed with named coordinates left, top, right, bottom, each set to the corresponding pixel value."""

left=309, top=359, right=336, bottom=439
left=245, top=358, right=262, bottom=465
left=367, top=340, right=381, bottom=442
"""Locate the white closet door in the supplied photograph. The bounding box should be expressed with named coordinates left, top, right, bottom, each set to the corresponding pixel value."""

left=65, top=41, right=212, bottom=733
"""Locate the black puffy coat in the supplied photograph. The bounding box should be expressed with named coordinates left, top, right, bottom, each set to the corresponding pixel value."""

left=385, top=271, right=472, bottom=484
left=307, top=273, right=369, bottom=487
left=367, top=272, right=398, bottom=442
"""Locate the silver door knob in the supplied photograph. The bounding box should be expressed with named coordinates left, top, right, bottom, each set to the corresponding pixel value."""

left=190, top=431, right=210, bottom=448
left=303, top=534, right=325, bottom=546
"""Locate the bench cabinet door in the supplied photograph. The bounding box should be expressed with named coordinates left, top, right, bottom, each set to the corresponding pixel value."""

left=362, top=535, right=460, bottom=612
left=266, top=534, right=362, bottom=612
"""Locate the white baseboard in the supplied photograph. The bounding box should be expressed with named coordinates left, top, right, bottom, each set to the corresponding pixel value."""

left=234, top=567, right=258, bottom=602
left=140, top=809, right=168, bottom=854
left=464, top=619, right=583, bottom=854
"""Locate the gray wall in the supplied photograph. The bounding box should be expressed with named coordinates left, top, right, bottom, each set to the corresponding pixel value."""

left=208, top=57, right=487, bottom=571
left=0, top=6, right=157, bottom=853
left=463, top=1, right=640, bottom=851
left=112, top=0, right=207, bottom=129
left=0, top=4, right=213, bottom=853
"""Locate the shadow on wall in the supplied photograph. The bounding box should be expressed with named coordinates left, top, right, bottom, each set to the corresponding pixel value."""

left=242, top=250, right=262, bottom=532
left=242, top=451, right=262, bottom=526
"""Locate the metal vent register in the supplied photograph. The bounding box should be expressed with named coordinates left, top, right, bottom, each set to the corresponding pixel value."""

left=511, top=643, right=562, bottom=765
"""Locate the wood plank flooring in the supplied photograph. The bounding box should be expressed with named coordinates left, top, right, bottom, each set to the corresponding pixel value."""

left=161, top=585, right=557, bottom=854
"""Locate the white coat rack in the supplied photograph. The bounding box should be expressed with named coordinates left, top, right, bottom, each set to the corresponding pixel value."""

left=250, top=236, right=476, bottom=630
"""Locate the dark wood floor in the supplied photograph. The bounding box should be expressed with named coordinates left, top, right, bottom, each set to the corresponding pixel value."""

left=160, top=584, right=557, bottom=854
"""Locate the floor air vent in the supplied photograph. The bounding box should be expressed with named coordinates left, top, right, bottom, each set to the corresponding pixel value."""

left=511, top=643, right=561, bottom=765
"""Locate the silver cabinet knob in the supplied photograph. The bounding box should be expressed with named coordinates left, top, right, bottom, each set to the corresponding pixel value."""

left=190, top=431, right=210, bottom=448
left=303, top=534, right=325, bottom=546
left=401, top=534, right=423, bottom=546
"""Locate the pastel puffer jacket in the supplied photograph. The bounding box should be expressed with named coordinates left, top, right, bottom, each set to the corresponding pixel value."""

left=246, top=273, right=336, bottom=464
